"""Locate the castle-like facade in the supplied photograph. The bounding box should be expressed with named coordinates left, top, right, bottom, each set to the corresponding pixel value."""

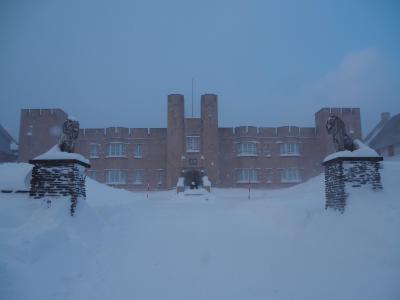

left=18, top=94, right=362, bottom=190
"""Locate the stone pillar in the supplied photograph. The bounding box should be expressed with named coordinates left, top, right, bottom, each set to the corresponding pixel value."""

left=322, top=157, right=383, bottom=212
left=29, top=159, right=90, bottom=216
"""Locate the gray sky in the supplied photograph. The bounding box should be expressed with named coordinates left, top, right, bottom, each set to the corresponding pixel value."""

left=1, top=0, right=399, bottom=140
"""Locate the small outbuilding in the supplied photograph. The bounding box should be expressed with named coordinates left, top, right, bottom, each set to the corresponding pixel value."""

left=365, top=112, right=400, bottom=159
left=0, top=125, right=18, bottom=163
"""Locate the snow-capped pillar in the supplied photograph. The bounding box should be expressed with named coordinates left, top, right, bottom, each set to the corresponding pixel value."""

left=29, top=158, right=90, bottom=216
left=176, top=177, right=185, bottom=193
left=322, top=157, right=383, bottom=213
left=202, top=176, right=211, bottom=192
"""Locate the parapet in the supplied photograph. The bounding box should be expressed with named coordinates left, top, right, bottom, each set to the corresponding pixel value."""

left=258, top=127, right=277, bottom=137
left=79, top=127, right=167, bottom=138
left=21, top=108, right=68, bottom=118
left=234, top=126, right=258, bottom=136
left=299, top=127, right=316, bottom=137
left=315, top=107, right=360, bottom=121
left=218, top=126, right=316, bottom=138
left=168, top=94, right=184, bottom=104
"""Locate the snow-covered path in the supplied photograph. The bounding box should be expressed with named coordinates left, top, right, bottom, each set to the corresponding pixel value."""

left=87, top=199, right=282, bottom=300
left=1, top=162, right=400, bottom=300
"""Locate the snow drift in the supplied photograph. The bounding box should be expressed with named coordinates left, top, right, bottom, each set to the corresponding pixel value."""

left=0, top=161, right=399, bottom=300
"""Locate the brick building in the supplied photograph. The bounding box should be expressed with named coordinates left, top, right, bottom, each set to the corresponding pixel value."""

left=18, top=94, right=362, bottom=190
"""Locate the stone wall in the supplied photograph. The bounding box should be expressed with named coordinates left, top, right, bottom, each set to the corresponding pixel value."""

left=343, top=160, right=382, bottom=190
left=29, top=159, right=89, bottom=215
left=323, top=157, right=383, bottom=212
left=324, top=159, right=347, bottom=212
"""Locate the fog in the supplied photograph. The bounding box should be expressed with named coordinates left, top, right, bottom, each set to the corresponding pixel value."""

left=1, top=0, right=399, bottom=139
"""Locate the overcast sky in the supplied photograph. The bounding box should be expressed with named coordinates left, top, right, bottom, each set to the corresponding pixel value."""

left=1, top=0, right=399, bottom=140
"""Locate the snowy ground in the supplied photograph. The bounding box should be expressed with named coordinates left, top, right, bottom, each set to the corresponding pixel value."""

left=1, top=162, right=400, bottom=300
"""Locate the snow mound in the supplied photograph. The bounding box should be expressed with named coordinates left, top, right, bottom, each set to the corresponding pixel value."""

left=0, top=163, right=32, bottom=191
left=0, top=161, right=399, bottom=300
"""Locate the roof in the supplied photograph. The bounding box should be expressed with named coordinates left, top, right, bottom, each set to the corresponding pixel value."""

left=364, top=120, right=386, bottom=145
left=0, top=124, right=17, bottom=144
left=368, top=113, right=400, bottom=149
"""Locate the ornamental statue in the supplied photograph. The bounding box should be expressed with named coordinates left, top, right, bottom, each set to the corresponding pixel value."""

left=59, top=118, right=79, bottom=153
left=326, top=115, right=355, bottom=152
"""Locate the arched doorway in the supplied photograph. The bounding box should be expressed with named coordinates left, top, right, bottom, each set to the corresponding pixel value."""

left=183, top=169, right=202, bottom=189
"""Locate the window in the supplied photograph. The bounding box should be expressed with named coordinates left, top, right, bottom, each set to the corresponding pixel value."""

left=236, top=169, right=259, bottom=183
left=27, top=125, right=33, bottom=136
left=395, top=144, right=400, bottom=156
left=379, top=148, right=388, bottom=157
left=186, top=136, right=200, bottom=152
left=157, top=170, right=165, bottom=185
left=89, top=143, right=101, bottom=158
left=107, top=143, right=127, bottom=157
left=388, top=145, right=395, bottom=157
left=106, top=170, right=126, bottom=184
left=87, top=170, right=97, bottom=181
left=133, top=170, right=144, bottom=185
left=280, top=143, right=300, bottom=156
left=236, top=142, right=257, bottom=156
left=264, top=144, right=272, bottom=156
left=266, top=169, right=273, bottom=183
left=133, top=144, right=143, bottom=158
left=280, top=168, right=301, bottom=183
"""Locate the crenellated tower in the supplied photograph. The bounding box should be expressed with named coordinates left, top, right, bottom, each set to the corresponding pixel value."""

left=201, top=94, right=219, bottom=185
left=18, top=109, right=68, bottom=162
left=166, top=94, right=185, bottom=188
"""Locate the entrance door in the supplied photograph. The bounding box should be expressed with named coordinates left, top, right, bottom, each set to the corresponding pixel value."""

left=183, top=170, right=202, bottom=189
